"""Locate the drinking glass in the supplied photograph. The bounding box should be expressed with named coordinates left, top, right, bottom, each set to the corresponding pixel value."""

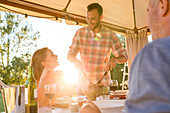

left=110, top=80, right=118, bottom=91
left=44, top=84, right=56, bottom=113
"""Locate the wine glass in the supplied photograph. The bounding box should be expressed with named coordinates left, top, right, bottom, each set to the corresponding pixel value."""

left=44, top=84, right=56, bottom=113
left=110, top=80, right=118, bottom=91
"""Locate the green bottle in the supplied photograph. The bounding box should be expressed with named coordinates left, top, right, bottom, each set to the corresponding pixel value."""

left=25, top=66, right=38, bottom=113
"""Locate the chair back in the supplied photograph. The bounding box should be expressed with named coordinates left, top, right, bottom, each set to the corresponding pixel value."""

left=0, top=85, right=25, bottom=113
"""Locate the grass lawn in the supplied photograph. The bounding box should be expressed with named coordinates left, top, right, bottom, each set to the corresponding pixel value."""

left=0, top=93, right=5, bottom=112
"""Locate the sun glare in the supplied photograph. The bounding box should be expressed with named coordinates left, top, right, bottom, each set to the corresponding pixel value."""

left=63, top=64, right=79, bottom=85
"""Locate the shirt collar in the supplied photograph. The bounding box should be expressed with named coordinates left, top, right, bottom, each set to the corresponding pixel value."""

left=87, top=24, right=104, bottom=34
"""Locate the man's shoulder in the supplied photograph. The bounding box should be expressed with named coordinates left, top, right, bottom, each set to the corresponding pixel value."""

left=77, top=26, right=88, bottom=31
left=135, top=36, right=170, bottom=62
left=145, top=36, right=170, bottom=50
left=101, top=25, right=116, bottom=35
left=152, top=36, right=170, bottom=48
left=102, top=25, right=114, bottom=32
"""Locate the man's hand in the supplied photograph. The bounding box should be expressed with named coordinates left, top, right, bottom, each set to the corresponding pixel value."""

left=81, top=101, right=101, bottom=113
left=106, top=57, right=117, bottom=71
left=74, top=60, right=83, bottom=71
left=67, top=53, right=84, bottom=71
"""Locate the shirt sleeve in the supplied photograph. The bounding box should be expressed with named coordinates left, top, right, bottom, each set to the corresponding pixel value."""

left=111, top=33, right=127, bottom=58
left=125, top=44, right=170, bottom=113
left=67, top=30, right=80, bottom=56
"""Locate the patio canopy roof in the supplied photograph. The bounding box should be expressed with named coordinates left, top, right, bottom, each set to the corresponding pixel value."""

left=0, top=0, right=149, bottom=34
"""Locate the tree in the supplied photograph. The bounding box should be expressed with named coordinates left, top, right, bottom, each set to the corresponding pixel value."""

left=0, top=11, right=40, bottom=85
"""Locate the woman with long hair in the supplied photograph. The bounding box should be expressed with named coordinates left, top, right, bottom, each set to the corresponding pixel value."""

left=31, top=47, right=64, bottom=107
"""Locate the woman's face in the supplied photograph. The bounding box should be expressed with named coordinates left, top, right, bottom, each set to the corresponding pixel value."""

left=45, top=49, right=59, bottom=69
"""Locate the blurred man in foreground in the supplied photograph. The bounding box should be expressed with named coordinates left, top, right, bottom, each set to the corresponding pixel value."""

left=81, top=0, right=170, bottom=112
left=125, top=0, right=170, bottom=112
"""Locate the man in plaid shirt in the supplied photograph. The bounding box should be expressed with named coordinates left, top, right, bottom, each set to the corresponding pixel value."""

left=67, top=3, right=127, bottom=93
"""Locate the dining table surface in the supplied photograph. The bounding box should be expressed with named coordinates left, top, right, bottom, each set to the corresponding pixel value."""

left=38, top=99, right=125, bottom=113
left=0, top=85, right=127, bottom=113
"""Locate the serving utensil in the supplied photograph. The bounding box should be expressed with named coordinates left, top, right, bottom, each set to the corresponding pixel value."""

left=81, top=70, right=108, bottom=86
left=96, top=71, right=108, bottom=84
left=81, top=70, right=109, bottom=101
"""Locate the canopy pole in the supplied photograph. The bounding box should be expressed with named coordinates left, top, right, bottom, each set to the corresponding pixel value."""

left=63, top=0, right=72, bottom=12
left=132, top=0, right=138, bottom=33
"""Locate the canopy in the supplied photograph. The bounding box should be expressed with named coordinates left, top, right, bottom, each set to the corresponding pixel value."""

left=0, top=0, right=150, bottom=69
left=0, top=0, right=149, bottom=33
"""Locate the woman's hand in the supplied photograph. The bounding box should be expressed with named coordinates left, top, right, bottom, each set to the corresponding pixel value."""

left=81, top=101, right=101, bottom=113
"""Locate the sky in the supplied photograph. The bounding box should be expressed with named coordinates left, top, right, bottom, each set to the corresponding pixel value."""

left=26, top=16, right=82, bottom=81
left=27, top=17, right=81, bottom=57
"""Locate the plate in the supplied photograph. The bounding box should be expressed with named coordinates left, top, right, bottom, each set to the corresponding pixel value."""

left=93, top=100, right=125, bottom=109
left=53, top=102, right=69, bottom=108
left=114, top=90, right=128, bottom=99
left=52, top=96, right=86, bottom=108
left=52, top=96, right=69, bottom=108
left=114, top=90, right=128, bottom=95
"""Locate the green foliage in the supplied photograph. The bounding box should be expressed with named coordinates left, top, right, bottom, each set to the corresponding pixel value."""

left=110, top=34, right=126, bottom=90
left=110, top=64, right=124, bottom=89
left=0, top=92, right=4, bottom=112
left=117, top=34, right=126, bottom=44
left=0, top=11, right=40, bottom=85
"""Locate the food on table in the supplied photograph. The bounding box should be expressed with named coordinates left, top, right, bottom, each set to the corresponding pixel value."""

left=82, top=84, right=109, bottom=101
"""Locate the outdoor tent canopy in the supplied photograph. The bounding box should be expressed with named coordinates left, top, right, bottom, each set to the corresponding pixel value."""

left=0, top=0, right=150, bottom=70
left=0, top=0, right=149, bottom=33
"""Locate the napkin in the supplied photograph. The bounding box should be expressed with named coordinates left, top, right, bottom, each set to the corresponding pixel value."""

left=52, top=109, right=62, bottom=113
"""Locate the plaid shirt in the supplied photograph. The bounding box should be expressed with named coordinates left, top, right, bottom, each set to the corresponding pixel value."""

left=68, top=25, right=127, bottom=85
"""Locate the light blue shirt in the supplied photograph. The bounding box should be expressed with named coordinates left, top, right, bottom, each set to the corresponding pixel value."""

left=125, top=36, right=170, bottom=113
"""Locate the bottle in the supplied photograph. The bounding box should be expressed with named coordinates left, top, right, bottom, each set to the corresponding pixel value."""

left=25, top=66, right=38, bottom=113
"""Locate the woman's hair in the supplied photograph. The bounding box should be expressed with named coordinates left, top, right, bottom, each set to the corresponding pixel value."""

left=31, top=47, right=50, bottom=82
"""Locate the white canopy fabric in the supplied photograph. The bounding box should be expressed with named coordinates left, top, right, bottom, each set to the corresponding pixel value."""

left=126, top=28, right=148, bottom=69
left=0, top=0, right=149, bottom=33
left=0, top=0, right=150, bottom=70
